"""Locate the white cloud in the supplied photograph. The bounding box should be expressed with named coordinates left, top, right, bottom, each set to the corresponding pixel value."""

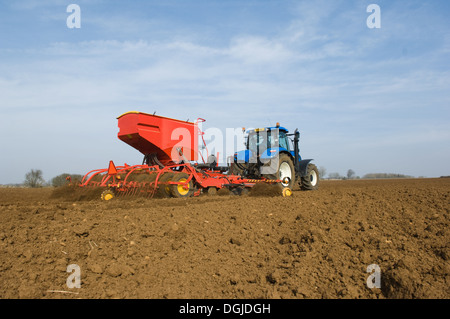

left=228, top=36, right=294, bottom=64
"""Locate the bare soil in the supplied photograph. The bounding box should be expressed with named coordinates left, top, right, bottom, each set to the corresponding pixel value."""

left=0, top=178, right=448, bottom=299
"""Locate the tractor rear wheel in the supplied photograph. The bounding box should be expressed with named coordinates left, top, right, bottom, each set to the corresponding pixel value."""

left=300, top=163, right=319, bottom=191
left=170, top=173, right=194, bottom=198
left=263, top=153, right=295, bottom=190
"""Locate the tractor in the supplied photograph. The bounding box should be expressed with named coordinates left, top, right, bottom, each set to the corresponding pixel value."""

left=229, top=123, right=319, bottom=191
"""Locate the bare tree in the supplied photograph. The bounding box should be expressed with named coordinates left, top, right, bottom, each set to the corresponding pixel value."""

left=347, top=169, right=355, bottom=180
left=318, top=166, right=327, bottom=179
left=24, top=169, right=45, bottom=188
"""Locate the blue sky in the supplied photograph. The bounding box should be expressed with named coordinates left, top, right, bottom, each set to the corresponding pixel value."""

left=0, top=0, right=449, bottom=184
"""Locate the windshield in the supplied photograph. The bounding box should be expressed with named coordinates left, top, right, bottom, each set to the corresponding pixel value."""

left=247, top=129, right=284, bottom=154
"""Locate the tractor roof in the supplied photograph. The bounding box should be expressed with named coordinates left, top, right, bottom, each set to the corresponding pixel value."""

left=247, top=126, right=288, bottom=134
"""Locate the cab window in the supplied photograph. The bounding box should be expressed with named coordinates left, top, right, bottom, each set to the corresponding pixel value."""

left=279, top=132, right=289, bottom=151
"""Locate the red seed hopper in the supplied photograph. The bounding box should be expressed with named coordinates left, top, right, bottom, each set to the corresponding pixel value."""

left=117, top=111, right=199, bottom=166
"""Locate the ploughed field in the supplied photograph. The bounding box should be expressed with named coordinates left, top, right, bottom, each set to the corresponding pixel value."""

left=0, top=178, right=448, bottom=299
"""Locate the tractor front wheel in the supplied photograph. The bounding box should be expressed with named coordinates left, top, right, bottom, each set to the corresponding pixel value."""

left=263, top=153, right=295, bottom=190
left=300, top=163, right=319, bottom=191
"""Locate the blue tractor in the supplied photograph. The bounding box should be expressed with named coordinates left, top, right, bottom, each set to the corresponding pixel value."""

left=229, top=123, right=319, bottom=191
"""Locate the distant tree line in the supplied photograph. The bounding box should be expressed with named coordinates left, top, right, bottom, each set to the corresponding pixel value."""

left=50, top=173, right=84, bottom=187
left=325, top=169, right=360, bottom=180
left=362, top=173, right=414, bottom=179
left=18, top=169, right=84, bottom=188
left=319, top=167, right=415, bottom=180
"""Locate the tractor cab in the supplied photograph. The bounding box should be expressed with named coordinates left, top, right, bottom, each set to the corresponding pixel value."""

left=236, top=123, right=300, bottom=163
left=246, top=125, right=293, bottom=158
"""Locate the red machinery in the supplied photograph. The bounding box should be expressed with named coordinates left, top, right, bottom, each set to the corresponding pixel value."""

left=79, top=111, right=291, bottom=199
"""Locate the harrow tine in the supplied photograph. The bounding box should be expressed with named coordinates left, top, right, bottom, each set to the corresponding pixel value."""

left=130, top=184, right=138, bottom=197
left=120, top=188, right=129, bottom=197
left=149, top=183, right=157, bottom=198
left=134, top=184, right=142, bottom=198
left=137, top=185, right=145, bottom=197
left=134, top=183, right=142, bottom=197
left=127, top=184, right=136, bottom=196
left=144, top=183, right=153, bottom=198
left=147, top=183, right=156, bottom=198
